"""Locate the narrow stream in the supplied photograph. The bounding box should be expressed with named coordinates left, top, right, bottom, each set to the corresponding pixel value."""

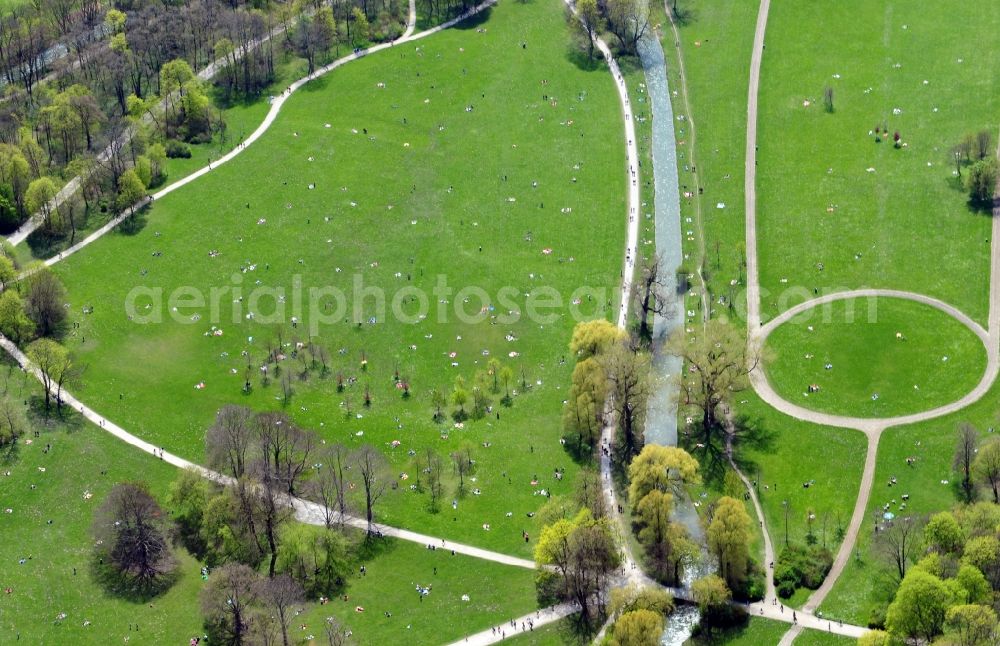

left=636, top=25, right=715, bottom=646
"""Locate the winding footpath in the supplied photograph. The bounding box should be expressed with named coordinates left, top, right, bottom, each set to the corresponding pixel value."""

left=737, top=0, right=1000, bottom=642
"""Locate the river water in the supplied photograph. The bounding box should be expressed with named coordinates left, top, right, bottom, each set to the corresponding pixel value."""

left=636, top=23, right=715, bottom=646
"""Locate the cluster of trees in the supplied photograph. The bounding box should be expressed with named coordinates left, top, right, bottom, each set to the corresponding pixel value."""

left=569, top=0, right=650, bottom=57
left=954, top=423, right=1000, bottom=505
left=532, top=469, right=617, bottom=626
left=562, top=318, right=650, bottom=463
left=951, top=130, right=997, bottom=206
left=92, top=477, right=353, bottom=646
left=604, top=584, right=675, bottom=646
left=0, top=0, right=415, bottom=241
left=626, top=445, right=700, bottom=585
left=862, top=503, right=1000, bottom=644
left=430, top=356, right=516, bottom=424
left=201, top=564, right=351, bottom=646
left=0, top=259, right=76, bottom=413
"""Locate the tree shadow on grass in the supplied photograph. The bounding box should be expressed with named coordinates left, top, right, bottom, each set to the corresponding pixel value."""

left=565, top=45, right=604, bottom=72
left=681, top=415, right=776, bottom=489
left=26, top=396, right=88, bottom=434
left=90, top=554, right=180, bottom=604
left=452, top=5, right=493, bottom=31
left=117, top=202, right=151, bottom=236
left=670, top=5, right=699, bottom=28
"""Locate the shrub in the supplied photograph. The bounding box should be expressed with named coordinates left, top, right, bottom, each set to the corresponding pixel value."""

left=165, top=139, right=191, bottom=158
left=774, top=544, right=833, bottom=597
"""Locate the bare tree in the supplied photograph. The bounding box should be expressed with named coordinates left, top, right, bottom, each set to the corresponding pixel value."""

left=92, top=482, right=175, bottom=588
left=206, top=404, right=255, bottom=479
left=604, top=0, right=649, bottom=55
left=308, top=442, right=351, bottom=528
left=954, top=423, right=978, bottom=503
left=255, top=412, right=314, bottom=495
left=258, top=574, right=303, bottom=646
left=200, top=563, right=260, bottom=646
left=353, top=444, right=390, bottom=535
left=451, top=445, right=473, bottom=493
left=426, top=448, right=444, bottom=511
left=632, top=254, right=672, bottom=342
left=874, top=514, right=924, bottom=581
left=323, top=615, right=350, bottom=646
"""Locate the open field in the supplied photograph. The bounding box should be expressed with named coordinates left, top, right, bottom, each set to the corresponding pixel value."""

left=763, top=297, right=988, bottom=418
left=755, top=0, right=1000, bottom=324
left=52, top=0, right=625, bottom=557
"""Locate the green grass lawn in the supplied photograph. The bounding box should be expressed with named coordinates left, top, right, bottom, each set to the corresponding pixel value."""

left=763, top=297, right=987, bottom=418
left=756, top=0, right=1000, bottom=325
left=689, top=616, right=790, bottom=645
left=819, top=379, right=1000, bottom=625
left=504, top=617, right=585, bottom=645
left=293, top=538, right=539, bottom=645
left=0, top=409, right=205, bottom=644
left=52, top=0, right=625, bottom=557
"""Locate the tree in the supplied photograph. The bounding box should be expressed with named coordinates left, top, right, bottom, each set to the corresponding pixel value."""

left=691, top=574, right=731, bottom=613
left=707, top=496, right=752, bottom=591
left=200, top=563, right=260, bottom=646
left=323, top=615, right=350, bottom=646
left=259, top=574, right=303, bottom=646
left=27, top=338, right=70, bottom=410
left=972, top=437, right=1000, bottom=503
left=875, top=514, right=924, bottom=581
left=350, top=7, right=369, bottom=47
left=275, top=524, right=349, bottom=597
left=569, top=318, right=625, bottom=359
left=426, top=448, right=444, bottom=510
left=610, top=609, right=663, bottom=646
left=0, top=398, right=26, bottom=448
left=962, top=536, right=1000, bottom=589
left=451, top=444, right=474, bottom=493
left=168, top=469, right=210, bottom=555
left=92, top=482, right=175, bottom=589
left=632, top=254, right=671, bottom=342
left=975, top=129, right=994, bottom=160
left=605, top=0, right=649, bottom=55
left=353, top=444, right=390, bottom=534
left=25, top=176, right=58, bottom=231
left=24, top=266, right=67, bottom=337
left=885, top=568, right=954, bottom=642
left=955, top=564, right=991, bottom=605
left=857, top=631, right=894, bottom=646
left=955, top=423, right=979, bottom=502
left=308, top=443, right=351, bottom=528
left=535, top=509, right=619, bottom=621
left=206, top=404, right=255, bottom=479
left=602, top=341, right=651, bottom=460
left=924, top=511, right=965, bottom=555
left=430, top=388, right=447, bottom=421
left=115, top=167, right=146, bottom=214
left=628, top=445, right=700, bottom=502
left=255, top=411, right=314, bottom=495
left=0, top=254, right=15, bottom=287
left=945, top=604, right=998, bottom=646
left=573, top=0, right=604, bottom=62
left=634, top=489, right=689, bottom=584
left=609, top=584, right=674, bottom=618
left=562, top=357, right=606, bottom=455
left=0, top=290, right=34, bottom=343
left=965, top=158, right=997, bottom=206
left=667, top=319, right=759, bottom=448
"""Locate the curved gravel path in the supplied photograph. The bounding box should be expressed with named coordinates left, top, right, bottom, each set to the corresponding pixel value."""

left=36, top=0, right=491, bottom=271
left=738, top=0, right=1000, bottom=640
